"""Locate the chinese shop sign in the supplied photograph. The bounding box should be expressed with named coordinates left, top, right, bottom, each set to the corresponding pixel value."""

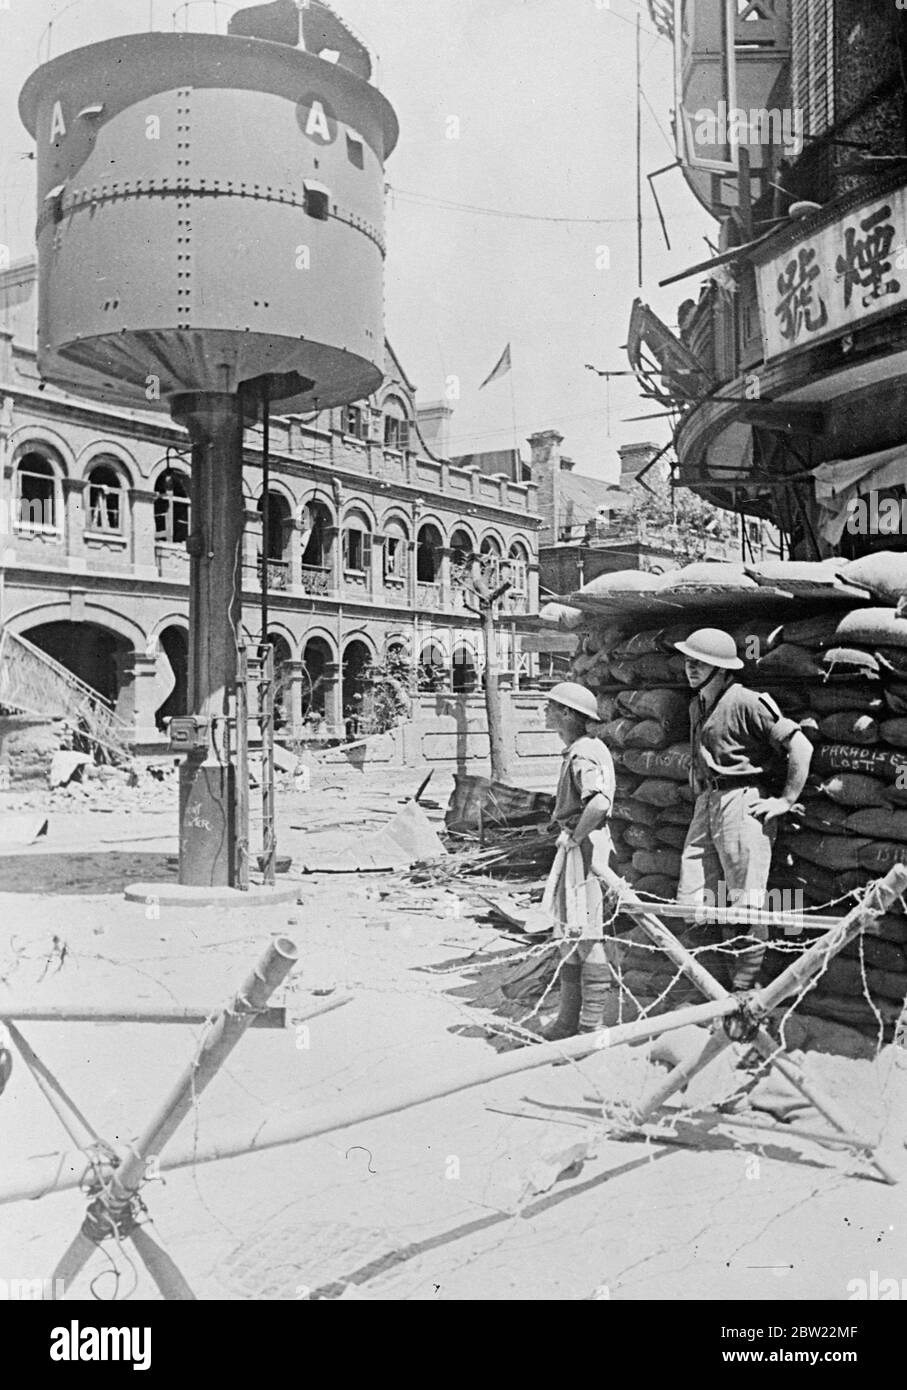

left=756, top=188, right=907, bottom=360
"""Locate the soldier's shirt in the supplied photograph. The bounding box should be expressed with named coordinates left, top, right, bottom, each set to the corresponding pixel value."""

left=689, top=681, right=801, bottom=793
left=553, top=735, right=616, bottom=830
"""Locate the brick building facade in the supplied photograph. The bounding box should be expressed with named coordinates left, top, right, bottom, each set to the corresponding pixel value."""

left=0, top=258, right=541, bottom=745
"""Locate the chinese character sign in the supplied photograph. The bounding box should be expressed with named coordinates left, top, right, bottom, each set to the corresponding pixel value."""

left=756, top=187, right=907, bottom=359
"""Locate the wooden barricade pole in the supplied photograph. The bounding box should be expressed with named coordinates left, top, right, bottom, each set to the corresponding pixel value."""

left=50, top=936, right=298, bottom=1297
left=4, top=995, right=743, bottom=1210
left=606, top=865, right=907, bottom=1181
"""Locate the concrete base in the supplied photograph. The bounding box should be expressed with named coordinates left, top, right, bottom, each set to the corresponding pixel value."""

left=124, top=880, right=300, bottom=907
left=178, top=755, right=236, bottom=886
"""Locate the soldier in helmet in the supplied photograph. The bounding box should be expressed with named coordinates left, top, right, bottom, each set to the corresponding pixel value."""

left=541, top=682, right=617, bottom=1039
left=673, top=627, right=813, bottom=991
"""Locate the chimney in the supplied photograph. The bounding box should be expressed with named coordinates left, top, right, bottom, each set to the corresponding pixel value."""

left=528, top=429, right=565, bottom=545
left=617, top=440, right=662, bottom=486
left=528, top=429, right=564, bottom=474
left=415, top=400, right=453, bottom=459
left=559, top=455, right=576, bottom=472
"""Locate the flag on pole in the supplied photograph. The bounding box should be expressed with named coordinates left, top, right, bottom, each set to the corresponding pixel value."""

left=479, top=343, right=512, bottom=390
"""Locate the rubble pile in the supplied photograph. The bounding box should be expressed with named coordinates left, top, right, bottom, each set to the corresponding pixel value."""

left=564, top=554, right=907, bottom=1059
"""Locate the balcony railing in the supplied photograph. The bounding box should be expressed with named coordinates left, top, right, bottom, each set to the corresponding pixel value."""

left=416, top=581, right=443, bottom=609
left=256, top=557, right=290, bottom=591
left=300, top=563, right=332, bottom=596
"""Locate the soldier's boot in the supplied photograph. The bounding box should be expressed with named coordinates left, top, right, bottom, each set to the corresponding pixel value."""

left=542, top=960, right=582, bottom=1040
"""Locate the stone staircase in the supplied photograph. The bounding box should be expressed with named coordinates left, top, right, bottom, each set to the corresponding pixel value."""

left=0, top=625, right=132, bottom=760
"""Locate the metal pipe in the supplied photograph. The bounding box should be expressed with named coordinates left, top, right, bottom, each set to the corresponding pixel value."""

left=5, top=1022, right=103, bottom=1149
left=1, top=996, right=740, bottom=1208
left=0, top=1002, right=288, bottom=1028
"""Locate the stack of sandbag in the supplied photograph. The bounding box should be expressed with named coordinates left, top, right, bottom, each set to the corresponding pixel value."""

left=565, top=554, right=907, bottom=1055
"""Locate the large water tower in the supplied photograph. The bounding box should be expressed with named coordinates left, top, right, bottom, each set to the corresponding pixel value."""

left=20, top=1, right=398, bottom=889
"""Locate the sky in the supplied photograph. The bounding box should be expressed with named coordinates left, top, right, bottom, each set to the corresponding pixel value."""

left=0, top=0, right=714, bottom=482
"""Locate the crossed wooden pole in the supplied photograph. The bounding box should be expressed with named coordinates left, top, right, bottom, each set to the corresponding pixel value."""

left=2, top=870, right=904, bottom=1300
left=596, top=863, right=907, bottom=1183
left=0, top=939, right=350, bottom=1300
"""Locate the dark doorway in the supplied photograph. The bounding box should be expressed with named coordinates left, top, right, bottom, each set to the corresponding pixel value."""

left=156, top=626, right=189, bottom=729
left=25, top=621, right=129, bottom=706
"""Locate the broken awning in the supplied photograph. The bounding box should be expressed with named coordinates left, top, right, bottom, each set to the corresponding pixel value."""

left=812, top=446, right=907, bottom=545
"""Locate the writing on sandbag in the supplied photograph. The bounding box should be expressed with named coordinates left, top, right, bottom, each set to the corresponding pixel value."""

left=812, top=743, right=907, bottom=787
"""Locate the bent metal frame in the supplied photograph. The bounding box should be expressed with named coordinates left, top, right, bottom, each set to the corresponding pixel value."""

left=0, top=866, right=904, bottom=1299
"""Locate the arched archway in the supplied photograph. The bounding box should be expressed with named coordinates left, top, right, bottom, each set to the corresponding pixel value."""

left=451, top=641, right=477, bottom=693
left=24, top=621, right=130, bottom=709
left=419, top=639, right=447, bottom=691
left=342, top=638, right=373, bottom=736
left=416, top=522, right=443, bottom=585
left=302, top=635, right=334, bottom=725
left=266, top=632, right=293, bottom=728
left=155, top=626, right=189, bottom=729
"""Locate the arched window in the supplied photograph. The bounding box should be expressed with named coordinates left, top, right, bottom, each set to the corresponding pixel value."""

left=506, top=541, right=529, bottom=595
left=383, top=517, right=409, bottom=584
left=383, top=397, right=410, bottom=452
left=416, top=523, right=443, bottom=583
left=300, top=500, right=333, bottom=594
left=342, top=510, right=372, bottom=576
left=86, top=462, right=124, bottom=533
left=15, top=450, right=61, bottom=534
left=419, top=639, right=447, bottom=691
left=154, top=469, right=190, bottom=544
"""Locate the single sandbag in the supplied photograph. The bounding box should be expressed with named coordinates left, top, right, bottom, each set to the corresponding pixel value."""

left=538, top=602, right=586, bottom=630
left=654, top=822, right=689, bottom=850
left=812, top=743, right=907, bottom=783
left=631, top=847, right=682, bottom=880
left=797, top=800, right=852, bottom=835
left=883, top=683, right=907, bottom=716
left=866, top=966, right=907, bottom=1003
left=839, top=553, right=907, bottom=604
left=615, top=688, right=688, bottom=728
left=819, top=958, right=873, bottom=999
left=817, top=712, right=879, bottom=745
left=607, top=660, right=637, bottom=685
left=818, top=773, right=895, bottom=808
left=858, top=840, right=907, bottom=874
left=822, top=647, right=881, bottom=679
left=599, top=718, right=639, bottom=749
left=658, top=802, right=695, bottom=825
left=809, top=682, right=884, bottom=714
left=612, top=630, right=665, bottom=659
left=756, top=643, right=822, bottom=678
left=846, top=807, right=907, bottom=842
left=659, top=562, right=757, bottom=590
left=621, top=744, right=692, bottom=782
left=748, top=558, right=845, bottom=586
left=611, top=796, right=658, bottom=826
left=578, top=570, right=661, bottom=595
left=835, top=607, right=907, bottom=649
left=841, top=934, right=907, bottom=971
left=800, top=1016, right=880, bottom=1060
left=633, top=778, right=689, bottom=807
left=623, top=823, right=656, bottom=850
left=788, top=831, right=869, bottom=870
left=631, top=652, right=685, bottom=684
left=626, top=720, right=675, bottom=750
left=780, top=612, right=845, bottom=648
